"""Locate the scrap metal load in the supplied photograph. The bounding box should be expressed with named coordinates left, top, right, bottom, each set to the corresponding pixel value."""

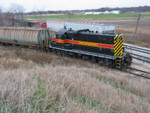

left=64, top=22, right=115, bottom=34
left=0, top=27, right=52, bottom=48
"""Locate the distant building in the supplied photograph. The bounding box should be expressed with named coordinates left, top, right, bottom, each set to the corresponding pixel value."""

left=85, top=12, right=102, bottom=15
left=93, top=12, right=103, bottom=15
left=85, top=12, right=93, bottom=15
left=103, top=11, right=110, bottom=14
left=110, top=10, right=120, bottom=14
left=84, top=10, right=120, bottom=15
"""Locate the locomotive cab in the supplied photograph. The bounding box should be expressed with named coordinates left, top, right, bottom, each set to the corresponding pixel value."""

left=51, top=29, right=74, bottom=49
left=51, top=29, right=66, bottom=48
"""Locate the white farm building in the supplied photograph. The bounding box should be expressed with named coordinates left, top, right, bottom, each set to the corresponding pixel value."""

left=85, top=10, right=120, bottom=15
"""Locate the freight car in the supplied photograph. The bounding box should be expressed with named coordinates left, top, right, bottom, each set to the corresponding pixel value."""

left=50, top=29, right=132, bottom=68
left=0, top=27, right=132, bottom=68
left=0, top=27, right=53, bottom=49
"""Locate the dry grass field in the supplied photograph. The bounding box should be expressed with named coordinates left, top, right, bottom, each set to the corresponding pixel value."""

left=0, top=45, right=150, bottom=113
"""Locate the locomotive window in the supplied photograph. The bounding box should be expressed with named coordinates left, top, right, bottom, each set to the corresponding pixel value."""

left=62, top=34, right=66, bottom=39
left=56, top=34, right=62, bottom=39
left=68, top=33, right=74, bottom=39
left=56, top=34, right=58, bottom=39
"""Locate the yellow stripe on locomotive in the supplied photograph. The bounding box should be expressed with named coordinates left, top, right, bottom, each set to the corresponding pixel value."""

left=114, top=34, right=124, bottom=68
left=114, top=35, right=123, bottom=56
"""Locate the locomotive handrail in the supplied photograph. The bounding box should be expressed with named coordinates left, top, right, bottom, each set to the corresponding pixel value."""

left=77, top=29, right=90, bottom=33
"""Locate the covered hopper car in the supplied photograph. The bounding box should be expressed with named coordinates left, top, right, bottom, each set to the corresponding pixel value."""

left=0, top=27, right=52, bottom=49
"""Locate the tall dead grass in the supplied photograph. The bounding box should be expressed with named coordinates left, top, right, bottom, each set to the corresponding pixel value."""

left=0, top=46, right=150, bottom=112
left=0, top=65, right=150, bottom=113
left=83, top=68, right=150, bottom=100
left=0, top=46, right=97, bottom=70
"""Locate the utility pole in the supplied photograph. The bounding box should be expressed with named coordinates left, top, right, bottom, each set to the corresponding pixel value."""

left=69, top=12, right=73, bottom=21
left=134, top=14, right=141, bottom=38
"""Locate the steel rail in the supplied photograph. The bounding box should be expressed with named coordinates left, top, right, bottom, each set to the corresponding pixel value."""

left=127, top=53, right=150, bottom=63
left=125, top=47, right=150, bottom=54
left=124, top=43, right=150, bottom=52
left=123, top=67, right=150, bottom=79
left=124, top=43, right=150, bottom=64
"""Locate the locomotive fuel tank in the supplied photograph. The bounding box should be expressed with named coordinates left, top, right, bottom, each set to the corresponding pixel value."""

left=0, top=27, right=51, bottom=47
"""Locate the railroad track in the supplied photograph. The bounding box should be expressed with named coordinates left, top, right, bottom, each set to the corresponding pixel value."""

left=124, top=43, right=150, bottom=64
left=129, top=53, right=150, bottom=63
left=123, top=67, right=150, bottom=79
left=124, top=43, right=150, bottom=54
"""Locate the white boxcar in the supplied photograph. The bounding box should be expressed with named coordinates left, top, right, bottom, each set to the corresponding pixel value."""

left=47, top=20, right=64, bottom=32
left=64, top=22, right=115, bottom=33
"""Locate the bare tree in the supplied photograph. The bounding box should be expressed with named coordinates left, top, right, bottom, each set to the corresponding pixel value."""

left=33, top=7, right=38, bottom=19
left=34, top=7, right=45, bottom=21
left=0, top=7, right=3, bottom=25
left=9, top=3, right=25, bottom=26
left=9, top=3, right=25, bottom=15
left=0, top=6, right=5, bottom=26
left=5, top=12, right=15, bottom=26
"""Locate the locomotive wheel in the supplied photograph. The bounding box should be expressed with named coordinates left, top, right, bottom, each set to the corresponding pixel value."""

left=82, top=55, right=89, bottom=60
left=60, top=50, right=65, bottom=56
left=76, top=54, right=82, bottom=58
left=98, top=59, right=104, bottom=66
left=56, top=50, right=61, bottom=55
left=91, top=57, right=97, bottom=63
left=52, top=49, right=57, bottom=55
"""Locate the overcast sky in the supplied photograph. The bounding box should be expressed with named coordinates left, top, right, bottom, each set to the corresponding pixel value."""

left=0, top=0, right=150, bottom=12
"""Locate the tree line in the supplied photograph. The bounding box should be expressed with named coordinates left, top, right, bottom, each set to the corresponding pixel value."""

left=0, top=4, right=26, bottom=26
left=26, top=6, right=150, bottom=15
left=0, top=4, right=150, bottom=27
